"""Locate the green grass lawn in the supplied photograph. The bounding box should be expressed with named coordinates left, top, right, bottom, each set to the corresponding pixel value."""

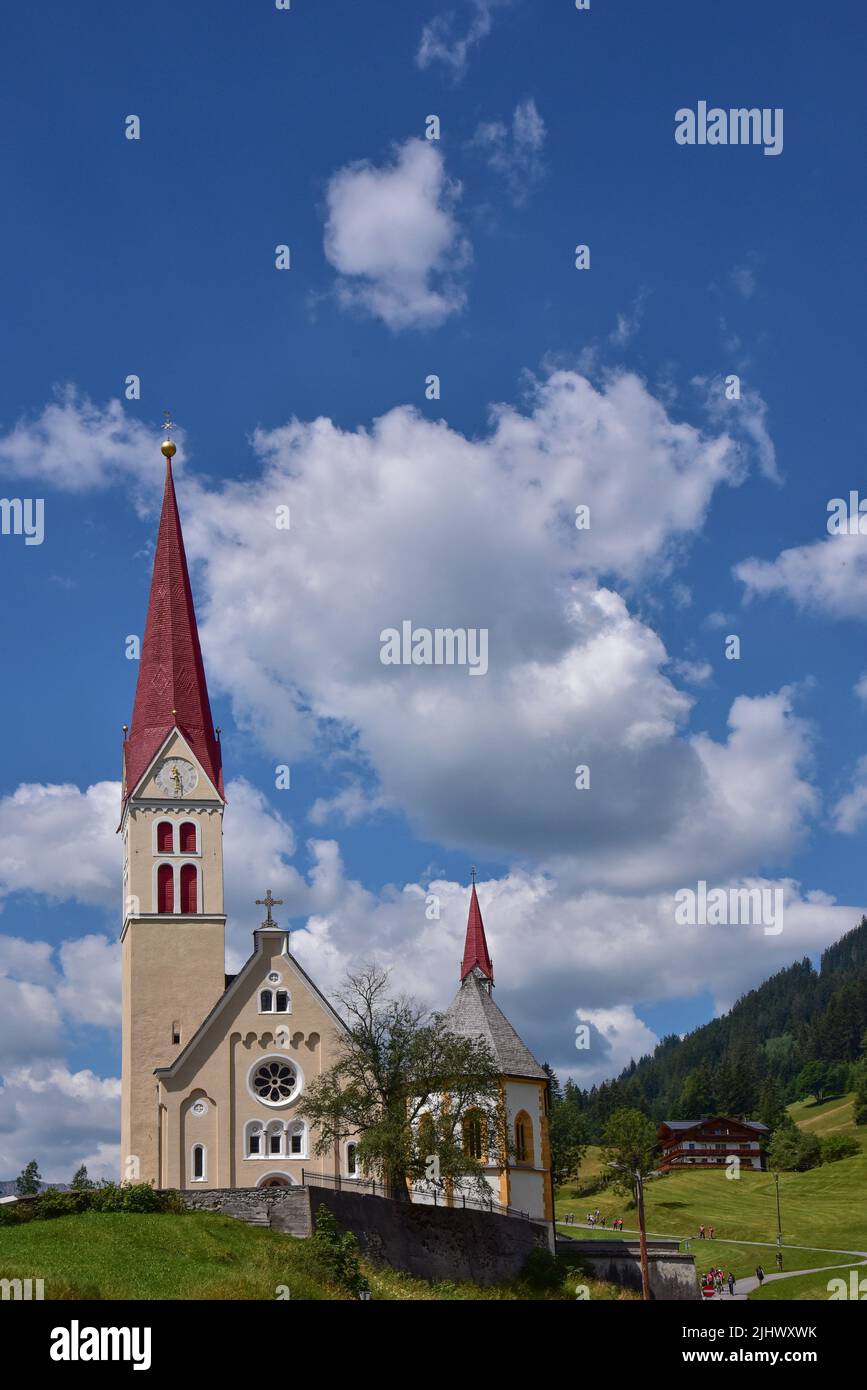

left=750, top=1265, right=867, bottom=1302
left=0, top=1210, right=626, bottom=1301
left=787, top=1093, right=867, bottom=1150
left=0, top=1211, right=345, bottom=1300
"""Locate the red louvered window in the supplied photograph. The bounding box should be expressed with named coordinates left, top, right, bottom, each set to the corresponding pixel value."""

left=180, top=863, right=198, bottom=914
left=179, top=822, right=197, bottom=853
left=157, top=863, right=174, bottom=913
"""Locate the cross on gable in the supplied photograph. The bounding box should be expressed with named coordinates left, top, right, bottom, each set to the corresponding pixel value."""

left=255, top=889, right=284, bottom=928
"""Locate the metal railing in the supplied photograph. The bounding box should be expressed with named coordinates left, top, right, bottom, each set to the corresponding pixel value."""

left=301, top=1169, right=530, bottom=1221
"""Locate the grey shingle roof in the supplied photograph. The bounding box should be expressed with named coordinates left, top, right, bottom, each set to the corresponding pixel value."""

left=661, top=1118, right=769, bottom=1133
left=444, top=972, right=547, bottom=1080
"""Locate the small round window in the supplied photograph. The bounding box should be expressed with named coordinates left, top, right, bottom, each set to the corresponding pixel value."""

left=252, top=1058, right=297, bottom=1105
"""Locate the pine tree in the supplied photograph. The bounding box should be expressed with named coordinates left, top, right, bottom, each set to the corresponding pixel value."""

left=757, top=1077, right=787, bottom=1132
left=677, top=1062, right=716, bottom=1117
left=16, top=1159, right=41, bottom=1196
left=70, top=1164, right=94, bottom=1191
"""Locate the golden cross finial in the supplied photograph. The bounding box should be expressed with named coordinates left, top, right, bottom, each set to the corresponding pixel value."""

left=470, top=865, right=477, bottom=885
left=163, top=410, right=175, bottom=438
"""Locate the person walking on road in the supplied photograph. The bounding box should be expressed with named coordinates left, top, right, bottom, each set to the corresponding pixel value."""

left=755, top=1264, right=765, bottom=1287
left=727, top=1271, right=735, bottom=1296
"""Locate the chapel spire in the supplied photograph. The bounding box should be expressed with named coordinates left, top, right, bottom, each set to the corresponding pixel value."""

left=460, top=868, right=494, bottom=988
left=123, top=424, right=223, bottom=804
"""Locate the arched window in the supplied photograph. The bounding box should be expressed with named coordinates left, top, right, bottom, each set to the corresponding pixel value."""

left=462, top=1109, right=484, bottom=1161
left=179, top=821, right=197, bottom=853
left=156, top=821, right=173, bottom=853
left=514, top=1111, right=534, bottom=1165
left=180, top=863, right=197, bottom=913
left=347, top=1143, right=358, bottom=1177
left=157, top=863, right=174, bottom=914
left=266, top=1122, right=284, bottom=1157
left=275, top=990, right=289, bottom=1013
left=259, top=989, right=273, bottom=1013
left=246, top=1122, right=263, bottom=1157
left=192, top=1144, right=205, bottom=1181
left=288, top=1122, right=306, bottom=1157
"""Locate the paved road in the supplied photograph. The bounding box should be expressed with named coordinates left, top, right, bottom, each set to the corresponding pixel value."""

left=733, top=1258, right=867, bottom=1299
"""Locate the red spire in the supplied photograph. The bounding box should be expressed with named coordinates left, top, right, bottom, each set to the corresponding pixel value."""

left=460, top=871, right=494, bottom=984
left=123, top=454, right=223, bottom=804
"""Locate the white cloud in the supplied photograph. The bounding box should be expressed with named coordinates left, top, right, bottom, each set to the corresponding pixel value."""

left=730, top=265, right=757, bottom=299
left=609, top=289, right=649, bottom=347
left=323, top=138, right=471, bottom=330
left=0, top=387, right=164, bottom=499
left=694, top=375, right=779, bottom=483
left=571, top=1006, right=660, bottom=1087
left=670, top=658, right=712, bottom=686
left=308, top=781, right=392, bottom=827
left=416, top=0, right=508, bottom=79
left=285, top=866, right=859, bottom=1082
left=0, top=781, right=120, bottom=910
left=833, top=754, right=867, bottom=834
left=470, top=98, right=546, bottom=205
left=0, top=374, right=792, bottom=888
left=736, top=533, right=867, bottom=619
left=0, top=1066, right=120, bottom=1183
left=0, top=977, right=62, bottom=1065
left=56, top=936, right=120, bottom=1028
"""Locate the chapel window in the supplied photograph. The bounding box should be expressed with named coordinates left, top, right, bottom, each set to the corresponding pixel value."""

left=275, top=991, right=289, bottom=1013
left=156, top=821, right=173, bottom=853
left=515, top=1112, right=534, bottom=1165
left=192, top=1145, right=205, bottom=1181
left=463, top=1110, right=484, bottom=1161
left=259, top=990, right=273, bottom=1012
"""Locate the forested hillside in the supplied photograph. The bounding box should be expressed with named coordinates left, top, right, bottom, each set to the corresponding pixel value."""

left=556, top=916, right=867, bottom=1144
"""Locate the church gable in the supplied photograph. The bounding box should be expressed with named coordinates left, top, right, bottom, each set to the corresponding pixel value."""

left=156, top=930, right=347, bottom=1091
left=130, top=728, right=223, bottom=804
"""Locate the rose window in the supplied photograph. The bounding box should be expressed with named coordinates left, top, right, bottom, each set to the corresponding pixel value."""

left=252, top=1059, right=297, bottom=1104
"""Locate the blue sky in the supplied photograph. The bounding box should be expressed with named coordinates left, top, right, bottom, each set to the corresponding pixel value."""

left=1, top=0, right=866, bottom=1177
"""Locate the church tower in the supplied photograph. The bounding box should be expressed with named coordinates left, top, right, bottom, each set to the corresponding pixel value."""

left=120, top=430, right=227, bottom=1185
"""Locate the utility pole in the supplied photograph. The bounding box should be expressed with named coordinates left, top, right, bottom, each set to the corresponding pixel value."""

left=634, top=1169, right=652, bottom=1301
left=773, top=1171, right=783, bottom=1269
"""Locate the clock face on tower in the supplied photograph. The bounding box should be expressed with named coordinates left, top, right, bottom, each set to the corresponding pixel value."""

left=155, top=757, right=198, bottom=797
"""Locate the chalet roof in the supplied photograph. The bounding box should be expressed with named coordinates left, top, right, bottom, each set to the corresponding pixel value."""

left=444, top=971, right=546, bottom=1080
left=660, top=1117, right=769, bottom=1133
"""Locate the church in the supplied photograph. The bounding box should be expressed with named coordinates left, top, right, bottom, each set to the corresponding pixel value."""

left=120, top=431, right=552, bottom=1218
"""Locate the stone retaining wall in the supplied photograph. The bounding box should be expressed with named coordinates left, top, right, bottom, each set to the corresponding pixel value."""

left=560, top=1238, right=701, bottom=1300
